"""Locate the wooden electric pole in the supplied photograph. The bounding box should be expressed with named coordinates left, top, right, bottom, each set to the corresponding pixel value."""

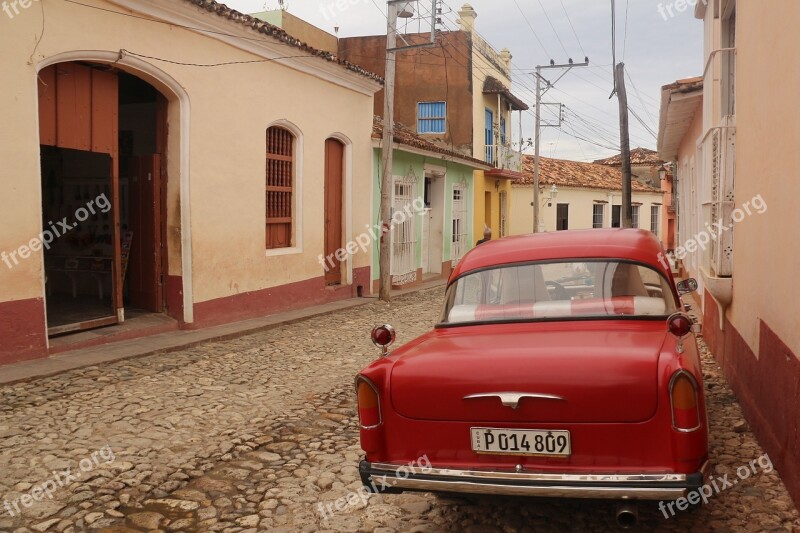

left=379, top=1, right=437, bottom=301
left=615, top=62, right=633, bottom=229
left=378, top=2, right=399, bottom=302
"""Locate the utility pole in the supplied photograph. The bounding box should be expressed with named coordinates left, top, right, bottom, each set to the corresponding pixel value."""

left=615, top=62, right=632, bottom=228
left=533, top=66, right=542, bottom=233
left=378, top=1, right=398, bottom=302
left=379, top=1, right=438, bottom=301
left=532, top=58, right=589, bottom=232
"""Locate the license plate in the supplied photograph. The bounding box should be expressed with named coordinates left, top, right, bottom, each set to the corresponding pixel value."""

left=471, top=427, right=571, bottom=457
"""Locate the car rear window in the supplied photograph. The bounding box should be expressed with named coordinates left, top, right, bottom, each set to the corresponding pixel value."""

left=441, top=260, right=678, bottom=324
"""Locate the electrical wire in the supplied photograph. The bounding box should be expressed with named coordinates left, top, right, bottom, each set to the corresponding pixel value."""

left=432, top=7, right=647, bottom=156
left=535, top=0, right=571, bottom=58
left=559, top=0, right=587, bottom=58
left=510, top=0, right=553, bottom=59
left=622, top=0, right=630, bottom=62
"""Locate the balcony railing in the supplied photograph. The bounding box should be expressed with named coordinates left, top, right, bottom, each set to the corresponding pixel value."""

left=485, top=144, right=522, bottom=173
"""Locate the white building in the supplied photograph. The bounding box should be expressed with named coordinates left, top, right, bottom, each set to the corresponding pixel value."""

left=509, top=156, right=664, bottom=236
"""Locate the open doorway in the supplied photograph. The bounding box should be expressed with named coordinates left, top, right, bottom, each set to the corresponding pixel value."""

left=40, top=146, right=115, bottom=331
left=422, top=175, right=444, bottom=276
left=38, top=63, right=168, bottom=336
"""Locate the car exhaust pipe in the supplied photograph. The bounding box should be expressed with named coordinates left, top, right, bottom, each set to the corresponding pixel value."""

left=615, top=502, right=638, bottom=529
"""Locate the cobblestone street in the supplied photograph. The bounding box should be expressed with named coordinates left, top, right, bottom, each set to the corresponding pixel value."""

left=1, top=288, right=799, bottom=532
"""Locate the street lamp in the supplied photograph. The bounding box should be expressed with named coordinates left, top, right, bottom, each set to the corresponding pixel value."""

left=533, top=184, right=559, bottom=232
left=397, top=1, right=415, bottom=17
left=659, top=164, right=668, bottom=181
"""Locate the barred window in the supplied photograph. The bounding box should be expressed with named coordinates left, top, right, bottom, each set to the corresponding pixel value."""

left=266, top=126, right=294, bottom=249
left=592, top=204, right=604, bottom=228
left=651, top=205, right=661, bottom=234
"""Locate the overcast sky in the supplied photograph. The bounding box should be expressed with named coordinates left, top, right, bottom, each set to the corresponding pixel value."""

left=225, top=0, right=702, bottom=162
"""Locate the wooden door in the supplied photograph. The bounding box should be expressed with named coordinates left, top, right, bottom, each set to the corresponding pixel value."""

left=324, top=139, right=344, bottom=285
left=128, top=154, right=163, bottom=311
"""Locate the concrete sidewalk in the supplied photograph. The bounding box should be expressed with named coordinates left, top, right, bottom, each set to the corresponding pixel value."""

left=0, top=279, right=446, bottom=386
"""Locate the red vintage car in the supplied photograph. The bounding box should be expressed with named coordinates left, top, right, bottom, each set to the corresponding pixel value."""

left=356, top=229, right=709, bottom=527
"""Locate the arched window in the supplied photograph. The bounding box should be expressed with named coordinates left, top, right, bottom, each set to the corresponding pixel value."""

left=266, top=126, right=294, bottom=249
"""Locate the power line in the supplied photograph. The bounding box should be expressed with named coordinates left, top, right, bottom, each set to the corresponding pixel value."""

left=628, top=106, right=657, bottom=139
left=610, top=0, right=617, bottom=87
left=404, top=3, right=634, bottom=159
left=536, top=0, right=570, bottom=58
left=510, top=0, right=553, bottom=59
left=622, top=0, right=630, bottom=61
left=559, top=0, right=587, bottom=57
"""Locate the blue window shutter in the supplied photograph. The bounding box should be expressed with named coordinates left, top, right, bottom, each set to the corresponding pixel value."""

left=418, top=102, right=446, bottom=134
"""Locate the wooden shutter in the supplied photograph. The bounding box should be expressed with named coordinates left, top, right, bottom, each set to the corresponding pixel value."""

left=266, top=127, right=294, bottom=249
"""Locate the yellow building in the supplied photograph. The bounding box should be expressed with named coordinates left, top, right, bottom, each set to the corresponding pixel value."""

left=459, top=5, right=529, bottom=242
left=0, top=0, right=380, bottom=364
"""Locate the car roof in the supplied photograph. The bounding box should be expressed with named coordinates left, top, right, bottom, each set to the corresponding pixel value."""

left=450, top=229, right=669, bottom=281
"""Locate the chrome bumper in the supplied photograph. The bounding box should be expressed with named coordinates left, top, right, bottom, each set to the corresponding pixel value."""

left=360, top=461, right=710, bottom=500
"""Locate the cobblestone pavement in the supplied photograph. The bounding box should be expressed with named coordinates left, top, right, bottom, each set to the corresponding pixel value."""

left=1, top=288, right=799, bottom=532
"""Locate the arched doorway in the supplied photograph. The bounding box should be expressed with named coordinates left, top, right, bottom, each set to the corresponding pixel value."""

left=38, top=61, right=173, bottom=335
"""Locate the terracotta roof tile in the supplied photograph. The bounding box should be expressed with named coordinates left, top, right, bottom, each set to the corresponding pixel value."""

left=516, top=155, right=661, bottom=193
left=372, top=116, right=490, bottom=168
left=183, top=0, right=383, bottom=83
left=593, top=147, right=663, bottom=166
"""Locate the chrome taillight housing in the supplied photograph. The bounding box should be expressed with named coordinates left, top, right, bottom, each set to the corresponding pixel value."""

left=669, top=370, right=701, bottom=432
left=667, top=312, right=693, bottom=353
left=355, top=376, right=382, bottom=429
left=371, top=324, right=396, bottom=357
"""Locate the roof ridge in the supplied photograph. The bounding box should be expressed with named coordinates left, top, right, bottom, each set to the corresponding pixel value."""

left=183, top=0, right=383, bottom=83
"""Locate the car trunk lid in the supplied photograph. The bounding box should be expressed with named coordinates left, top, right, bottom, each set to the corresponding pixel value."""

left=390, top=323, right=665, bottom=423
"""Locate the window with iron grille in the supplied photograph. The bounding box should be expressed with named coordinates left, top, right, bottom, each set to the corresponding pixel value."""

left=592, top=204, right=604, bottom=228
left=418, top=102, right=446, bottom=134
left=266, top=126, right=294, bottom=249
left=650, top=205, right=660, bottom=234
left=631, top=205, right=640, bottom=229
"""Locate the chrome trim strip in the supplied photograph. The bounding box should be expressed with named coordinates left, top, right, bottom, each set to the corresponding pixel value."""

left=367, top=461, right=710, bottom=500
left=370, top=463, right=694, bottom=483
left=389, top=479, right=687, bottom=500
left=463, top=392, right=566, bottom=409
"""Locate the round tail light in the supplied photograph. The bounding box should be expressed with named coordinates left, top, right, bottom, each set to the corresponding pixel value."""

left=371, top=324, right=396, bottom=349
left=667, top=313, right=693, bottom=338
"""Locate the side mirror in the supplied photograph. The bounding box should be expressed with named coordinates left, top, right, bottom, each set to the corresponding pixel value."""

left=676, top=278, right=698, bottom=295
